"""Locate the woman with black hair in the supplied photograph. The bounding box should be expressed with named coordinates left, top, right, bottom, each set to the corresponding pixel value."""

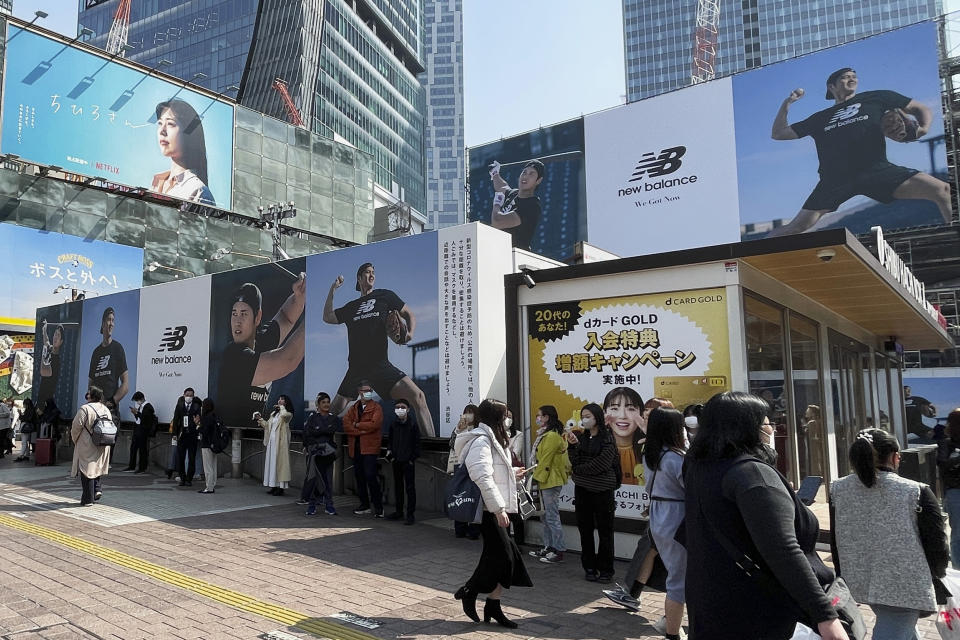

left=530, top=405, right=569, bottom=564
left=453, top=398, right=531, bottom=628
left=603, top=387, right=646, bottom=485
left=832, top=428, right=948, bottom=639
left=643, top=407, right=688, bottom=639
left=684, top=391, right=845, bottom=640
left=196, top=397, right=219, bottom=494
left=14, top=398, right=37, bottom=462
left=682, top=403, right=702, bottom=445
left=151, top=98, right=215, bottom=204
left=255, top=395, right=293, bottom=496
left=449, top=403, right=480, bottom=539
left=569, top=402, right=617, bottom=583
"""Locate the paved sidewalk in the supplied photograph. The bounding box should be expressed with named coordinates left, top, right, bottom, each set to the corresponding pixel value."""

left=0, top=456, right=943, bottom=639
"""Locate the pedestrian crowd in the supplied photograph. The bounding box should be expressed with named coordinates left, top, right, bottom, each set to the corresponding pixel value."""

left=11, top=381, right=957, bottom=639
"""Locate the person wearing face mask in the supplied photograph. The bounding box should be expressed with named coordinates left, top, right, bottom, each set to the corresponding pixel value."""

left=450, top=404, right=481, bottom=539
left=530, top=405, right=570, bottom=564
left=171, top=388, right=202, bottom=486
left=682, top=403, right=702, bottom=446
left=386, top=398, right=420, bottom=524
left=122, top=391, right=155, bottom=474
left=505, top=408, right=527, bottom=547
left=568, top=403, right=618, bottom=583
left=343, top=381, right=384, bottom=516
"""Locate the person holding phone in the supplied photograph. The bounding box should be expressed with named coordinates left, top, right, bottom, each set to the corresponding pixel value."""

left=255, top=395, right=293, bottom=496
left=172, top=388, right=202, bottom=486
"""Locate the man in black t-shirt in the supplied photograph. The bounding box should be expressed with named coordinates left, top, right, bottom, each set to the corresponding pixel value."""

left=490, top=159, right=544, bottom=251
left=769, top=68, right=951, bottom=237
left=904, top=385, right=937, bottom=442
left=87, top=307, right=128, bottom=414
left=323, top=262, right=435, bottom=437
left=216, top=276, right=306, bottom=428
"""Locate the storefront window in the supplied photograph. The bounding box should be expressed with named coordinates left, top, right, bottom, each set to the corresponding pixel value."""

left=873, top=353, right=893, bottom=434
left=829, top=332, right=869, bottom=477
left=744, top=295, right=789, bottom=478
left=790, top=314, right=824, bottom=483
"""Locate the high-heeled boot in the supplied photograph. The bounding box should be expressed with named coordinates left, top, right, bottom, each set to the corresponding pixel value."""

left=454, top=585, right=479, bottom=622
left=483, top=598, right=517, bottom=628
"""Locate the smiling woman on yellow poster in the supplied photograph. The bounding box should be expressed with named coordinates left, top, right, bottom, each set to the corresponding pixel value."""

left=526, top=288, right=731, bottom=520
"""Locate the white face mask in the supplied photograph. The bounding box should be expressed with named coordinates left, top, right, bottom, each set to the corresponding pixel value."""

left=135, top=401, right=143, bottom=409
left=684, top=416, right=698, bottom=429
left=503, top=417, right=513, bottom=428
left=535, top=416, right=543, bottom=426
left=395, top=408, right=407, bottom=418
left=184, top=397, right=193, bottom=405
left=761, top=429, right=774, bottom=447
left=581, top=417, right=595, bottom=429
left=463, top=413, right=474, bottom=422
left=362, top=391, right=374, bottom=401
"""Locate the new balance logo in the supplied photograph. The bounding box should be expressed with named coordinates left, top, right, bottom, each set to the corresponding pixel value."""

left=96, top=355, right=110, bottom=371
left=828, top=103, right=861, bottom=124
left=628, top=146, right=686, bottom=182
left=357, top=299, right=376, bottom=314
left=157, top=326, right=188, bottom=353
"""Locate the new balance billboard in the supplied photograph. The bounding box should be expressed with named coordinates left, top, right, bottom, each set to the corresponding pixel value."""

left=1, top=25, right=234, bottom=208
left=584, top=21, right=948, bottom=256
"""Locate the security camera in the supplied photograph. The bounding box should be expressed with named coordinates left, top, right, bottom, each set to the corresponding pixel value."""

left=816, top=249, right=836, bottom=263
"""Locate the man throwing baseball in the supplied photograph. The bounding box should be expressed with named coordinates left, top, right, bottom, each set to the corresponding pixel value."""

left=769, top=67, right=951, bottom=237
left=323, top=262, right=435, bottom=437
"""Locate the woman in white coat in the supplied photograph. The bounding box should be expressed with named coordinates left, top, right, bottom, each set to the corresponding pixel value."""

left=71, top=386, right=112, bottom=506
left=255, top=395, right=292, bottom=496
left=452, top=398, right=532, bottom=629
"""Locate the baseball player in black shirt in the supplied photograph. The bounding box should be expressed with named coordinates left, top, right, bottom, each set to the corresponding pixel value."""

left=769, top=67, right=951, bottom=236
left=87, top=307, right=128, bottom=414
left=216, top=275, right=306, bottom=427
left=489, top=159, right=544, bottom=251
left=323, top=262, right=435, bottom=437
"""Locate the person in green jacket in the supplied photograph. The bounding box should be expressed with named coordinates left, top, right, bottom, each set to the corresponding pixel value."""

left=530, top=405, right=570, bottom=564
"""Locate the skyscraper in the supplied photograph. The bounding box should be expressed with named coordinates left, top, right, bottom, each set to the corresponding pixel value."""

left=420, top=0, right=464, bottom=229
left=623, top=0, right=943, bottom=102
left=79, top=0, right=427, bottom=215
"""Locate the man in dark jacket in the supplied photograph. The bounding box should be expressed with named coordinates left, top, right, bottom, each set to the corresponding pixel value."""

left=301, top=392, right=342, bottom=515
left=343, top=381, right=384, bottom=517
left=386, top=398, right=420, bottom=525
left=123, top=391, right=155, bottom=474
left=172, top=388, right=202, bottom=486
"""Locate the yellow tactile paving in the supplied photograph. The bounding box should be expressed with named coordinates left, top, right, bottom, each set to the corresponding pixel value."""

left=0, top=513, right=379, bottom=640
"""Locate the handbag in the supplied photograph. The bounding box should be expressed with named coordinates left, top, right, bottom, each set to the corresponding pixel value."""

left=443, top=436, right=485, bottom=523
left=699, top=457, right=866, bottom=640
left=517, top=477, right=542, bottom=520
left=86, top=408, right=117, bottom=447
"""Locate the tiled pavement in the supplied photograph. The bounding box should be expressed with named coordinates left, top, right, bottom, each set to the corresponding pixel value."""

left=0, top=457, right=944, bottom=640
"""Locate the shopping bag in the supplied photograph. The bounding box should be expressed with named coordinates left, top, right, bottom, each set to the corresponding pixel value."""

left=938, top=597, right=960, bottom=640
left=790, top=622, right=821, bottom=640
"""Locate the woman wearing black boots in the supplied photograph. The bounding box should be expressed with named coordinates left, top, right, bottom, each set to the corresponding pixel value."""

left=452, top=398, right=532, bottom=629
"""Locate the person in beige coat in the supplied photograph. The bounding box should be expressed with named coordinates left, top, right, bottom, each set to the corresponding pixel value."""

left=71, top=386, right=112, bottom=506
left=255, top=395, right=293, bottom=496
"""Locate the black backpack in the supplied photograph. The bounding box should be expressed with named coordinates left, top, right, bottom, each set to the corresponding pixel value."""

left=89, top=409, right=117, bottom=447
left=211, top=419, right=231, bottom=454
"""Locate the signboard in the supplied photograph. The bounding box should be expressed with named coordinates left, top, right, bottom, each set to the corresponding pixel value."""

left=34, top=225, right=509, bottom=436
left=468, top=119, right=587, bottom=261
left=584, top=79, right=741, bottom=256
left=2, top=26, right=234, bottom=208
left=0, top=224, right=143, bottom=329
left=526, top=288, right=731, bottom=519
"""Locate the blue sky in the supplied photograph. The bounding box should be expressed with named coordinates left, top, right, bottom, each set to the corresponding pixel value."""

left=734, top=22, right=945, bottom=225
left=13, top=1, right=77, bottom=36
left=463, top=1, right=624, bottom=146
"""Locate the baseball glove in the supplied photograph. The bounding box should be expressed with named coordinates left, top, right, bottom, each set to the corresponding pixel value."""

left=385, top=309, right=409, bottom=344
left=881, top=108, right=920, bottom=142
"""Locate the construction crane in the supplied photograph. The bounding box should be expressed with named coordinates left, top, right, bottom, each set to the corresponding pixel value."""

left=691, top=0, right=721, bottom=84
left=272, top=78, right=305, bottom=127
left=106, top=0, right=132, bottom=57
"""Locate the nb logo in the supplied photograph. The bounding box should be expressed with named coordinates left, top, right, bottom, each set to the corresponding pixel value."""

left=96, top=355, right=110, bottom=371
left=357, top=299, right=376, bottom=314
left=157, top=326, right=188, bottom=353
left=628, top=146, right=686, bottom=182
left=828, top=103, right=861, bottom=124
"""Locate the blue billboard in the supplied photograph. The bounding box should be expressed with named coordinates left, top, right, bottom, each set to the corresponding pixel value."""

left=0, top=224, right=144, bottom=328
left=1, top=26, right=234, bottom=208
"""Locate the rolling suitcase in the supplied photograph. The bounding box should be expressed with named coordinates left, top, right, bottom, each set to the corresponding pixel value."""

left=34, top=438, right=54, bottom=466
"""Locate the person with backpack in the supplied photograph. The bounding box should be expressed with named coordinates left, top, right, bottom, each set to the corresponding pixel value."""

left=71, top=386, right=113, bottom=506
left=568, top=402, right=618, bottom=583
left=196, top=397, right=220, bottom=494
left=123, top=391, right=155, bottom=474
